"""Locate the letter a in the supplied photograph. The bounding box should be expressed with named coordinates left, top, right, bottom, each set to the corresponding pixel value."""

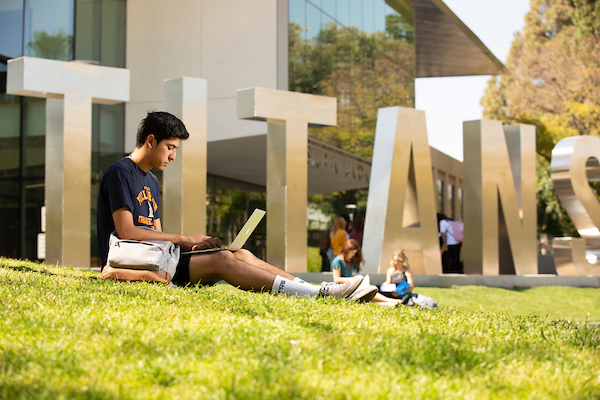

left=362, top=107, right=442, bottom=274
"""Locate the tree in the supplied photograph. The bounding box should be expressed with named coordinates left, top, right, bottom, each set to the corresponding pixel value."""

left=289, top=19, right=415, bottom=159
left=290, top=15, right=415, bottom=222
left=481, top=0, right=600, bottom=237
left=27, top=29, right=73, bottom=61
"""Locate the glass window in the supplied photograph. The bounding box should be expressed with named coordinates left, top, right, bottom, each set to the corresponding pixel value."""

left=0, top=0, right=126, bottom=262
left=0, top=94, right=21, bottom=178
left=306, top=0, right=321, bottom=40
left=0, top=0, right=24, bottom=59
left=0, top=181, right=20, bottom=258
left=24, top=0, right=74, bottom=60
left=349, top=0, right=363, bottom=29
left=289, top=0, right=415, bottom=159
left=23, top=97, right=45, bottom=177
left=361, top=0, right=375, bottom=33
left=337, top=0, right=350, bottom=27
left=75, top=0, right=126, bottom=67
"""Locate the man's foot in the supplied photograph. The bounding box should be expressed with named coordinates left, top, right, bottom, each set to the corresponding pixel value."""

left=348, top=285, right=378, bottom=302
left=318, top=275, right=363, bottom=298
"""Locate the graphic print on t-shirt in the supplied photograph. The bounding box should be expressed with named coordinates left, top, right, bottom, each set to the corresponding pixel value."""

left=136, top=185, right=158, bottom=227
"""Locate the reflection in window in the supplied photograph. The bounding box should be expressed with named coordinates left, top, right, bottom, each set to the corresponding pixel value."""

left=24, top=0, right=74, bottom=61
left=0, top=0, right=75, bottom=61
left=289, top=0, right=415, bottom=160
left=0, top=0, right=24, bottom=59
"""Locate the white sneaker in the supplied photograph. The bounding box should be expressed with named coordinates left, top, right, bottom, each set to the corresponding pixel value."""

left=318, top=275, right=364, bottom=298
left=348, top=285, right=378, bottom=302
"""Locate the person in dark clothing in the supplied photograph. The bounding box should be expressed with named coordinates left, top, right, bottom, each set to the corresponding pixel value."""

left=318, top=226, right=332, bottom=272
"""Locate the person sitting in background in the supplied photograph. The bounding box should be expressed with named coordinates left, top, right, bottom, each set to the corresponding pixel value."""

left=331, top=240, right=402, bottom=307
left=329, top=216, right=348, bottom=261
left=349, top=216, right=364, bottom=248
left=380, top=249, right=414, bottom=301
left=380, top=249, right=438, bottom=309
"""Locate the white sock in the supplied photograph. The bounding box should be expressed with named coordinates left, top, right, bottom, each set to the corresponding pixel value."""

left=272, top=275, right=319, bottom=297
left=293, top=277, right=307, bottom=284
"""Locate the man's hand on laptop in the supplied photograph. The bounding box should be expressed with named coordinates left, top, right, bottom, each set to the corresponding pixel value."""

left=188, top=235, right=223, bottom=251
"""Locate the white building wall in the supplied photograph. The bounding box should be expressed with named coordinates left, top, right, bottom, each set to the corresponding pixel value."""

left=125, top=0, right=281, bottom=151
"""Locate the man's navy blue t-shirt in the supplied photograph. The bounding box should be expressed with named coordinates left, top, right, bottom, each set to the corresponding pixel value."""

left=96, top=157, right=161, bottom=268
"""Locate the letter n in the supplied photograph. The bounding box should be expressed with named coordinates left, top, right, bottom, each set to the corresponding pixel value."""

left=463, top=120, right=537, bottom=275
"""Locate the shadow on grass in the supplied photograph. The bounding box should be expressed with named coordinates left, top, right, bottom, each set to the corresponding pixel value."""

left=0, top=382, right=118, bottom=400
left=0, top=260, right=101, bottom=281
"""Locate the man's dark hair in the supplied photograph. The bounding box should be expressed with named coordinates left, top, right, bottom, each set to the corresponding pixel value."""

left=136, top=111, right=189, bottom=148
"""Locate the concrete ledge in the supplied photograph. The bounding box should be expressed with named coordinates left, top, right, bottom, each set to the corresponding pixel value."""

left=294, top=272, right=600, bottom=289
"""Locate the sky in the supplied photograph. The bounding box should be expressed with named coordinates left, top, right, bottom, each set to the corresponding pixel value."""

left=415, top=0, right=531, bottom=161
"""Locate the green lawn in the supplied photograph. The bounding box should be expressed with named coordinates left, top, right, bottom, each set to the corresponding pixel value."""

left=307, top=246, right=322, bottom=272
left=1, top=257, right=599, bottom=399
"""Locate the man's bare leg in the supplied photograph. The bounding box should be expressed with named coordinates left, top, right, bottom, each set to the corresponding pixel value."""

left=187, top=251, right=278, bottom=291
left=232, top=249, right=296, bottom=280
left=186, top=250, right=365, bottom=299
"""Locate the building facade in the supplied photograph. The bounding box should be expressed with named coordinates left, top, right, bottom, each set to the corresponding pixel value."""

left=0, top=0, right=500, bottom=264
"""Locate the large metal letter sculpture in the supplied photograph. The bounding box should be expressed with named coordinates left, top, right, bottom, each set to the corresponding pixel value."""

left=362, top=107, right=442, bottom=275
left=7, top=57, right=129, bottom=268
left=163, top=77, right=207, bottom=235
left=462, top=120, right=537, bottom=275
left=237, top=88, right=336, bottom=272
left=551, top=136, right=600, bottom=276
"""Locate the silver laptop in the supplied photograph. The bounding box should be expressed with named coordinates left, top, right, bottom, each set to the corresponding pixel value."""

left=182, top=208, right=266, bottom=254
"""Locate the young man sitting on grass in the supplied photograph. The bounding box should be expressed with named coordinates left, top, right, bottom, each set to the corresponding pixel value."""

left=97, top=111, right=376, bottom=301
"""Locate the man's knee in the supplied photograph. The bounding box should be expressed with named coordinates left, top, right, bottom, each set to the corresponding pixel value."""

left=191, top=250, right=236, bottom=267
left=233, top=248, right=254, bottom=260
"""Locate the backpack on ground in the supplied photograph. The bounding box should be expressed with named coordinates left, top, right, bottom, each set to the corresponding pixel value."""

left=405, top=293, right=438, bottom=309
left=449, top=220, right=464, bottom=243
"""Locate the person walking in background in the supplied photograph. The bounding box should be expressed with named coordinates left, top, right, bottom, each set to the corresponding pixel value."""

left=329, top=216, right=348, bottom=260
left=349, top=216, right=364, bottom=248
left=331, top=240, right=403, bottom=307
left=439, top=215, right=463, bottom=273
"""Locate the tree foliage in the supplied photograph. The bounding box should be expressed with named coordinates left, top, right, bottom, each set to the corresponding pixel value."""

left=481, top=0, right=600, bottom=236
left=290, top=15, right=415, bottom=223
left=289, top=17, right=415, bottom=160
left=27, top=29, right=73, bottom=61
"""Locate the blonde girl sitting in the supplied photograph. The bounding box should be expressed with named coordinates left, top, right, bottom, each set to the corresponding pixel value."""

left=381, top=249, right=438, bottom=308
left=381, top=249, right=414, bottom=300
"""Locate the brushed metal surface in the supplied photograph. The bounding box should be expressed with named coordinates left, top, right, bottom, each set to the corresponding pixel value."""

left=237, top=88, right=336, bottom=272
left=163, top=77, right=207, bottom=236
left=362, top=106, right=442, bottom=275
left=462, top=120, right=537, bottom=275
left=7, top=57, right=129, bottom=104
left=7, top=56, right=130, bottom=268
left=551, top=135, right=600, bottom=276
